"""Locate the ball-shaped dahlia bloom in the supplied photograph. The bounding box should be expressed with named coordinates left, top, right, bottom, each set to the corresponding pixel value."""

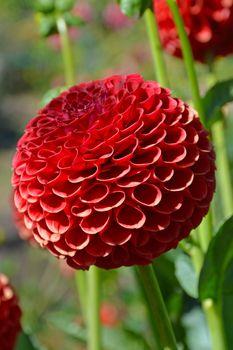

left=12, top=74, right=215, bottom=270
left=154, top=0, right=233, bottom=62
left=12, top=199, right=35, bottom=243
left=0, top=274, right=21, bottom=350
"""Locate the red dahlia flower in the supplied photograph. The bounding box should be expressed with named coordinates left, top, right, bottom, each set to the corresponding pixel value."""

left=154, top=0, right=233, bottom=62
left=12, top=74, right=215, bottom=270
left=0, top=274, right=21, bottom=350
left=13, top=200, right=36, bottom=244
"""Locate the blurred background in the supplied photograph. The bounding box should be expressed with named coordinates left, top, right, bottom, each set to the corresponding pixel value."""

left=1, top=1, right=233, bottom=349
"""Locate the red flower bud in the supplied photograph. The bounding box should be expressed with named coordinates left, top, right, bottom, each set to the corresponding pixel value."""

left=154, top=0, right=233, bottom=62
left=12, top=74, right=215, bottom=270
left=0, top=274, right=21, bottom=350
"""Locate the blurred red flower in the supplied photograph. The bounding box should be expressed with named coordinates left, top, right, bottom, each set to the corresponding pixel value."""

left=12, top=74, right=215, bottom=270
left=100, top=302, right=120, bottom=327
left=0, top=274, right=21, bottom=350
left=154, top=0, right=233, bottom=62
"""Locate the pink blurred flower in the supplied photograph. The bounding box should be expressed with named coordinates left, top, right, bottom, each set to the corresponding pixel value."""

left=103, top=3, right=133, bottom=30
left=73, top=0, right=94, bottom=22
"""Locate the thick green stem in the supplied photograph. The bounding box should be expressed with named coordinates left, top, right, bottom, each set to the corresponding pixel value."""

left=144, top=8, right=169, bottom=87
left=212, top=119, right=233, bottom=218
left=190, top=251, right=227, bottom=350
left=135, top=268, right=161, bottom=350
left=56, top=16, right=76, bottom=86
left=207, top=66, right=233, bottom=219
left=191, top=241, right=227, bottom=350
left=202, top=300, right=227, bottom=350
left=165, top=0, right=204, bottom=123
left=189, top=245, right=203, bottom=275
left=75, top=271, right=87, bottom=322
left=137, top=265, right=178, bottom=350
left=87, top=267, right=101, bottom=350
left=196, top=212, right=213, bottom=253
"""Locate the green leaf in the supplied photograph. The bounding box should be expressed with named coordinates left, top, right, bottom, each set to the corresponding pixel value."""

left=182, top=307, right=210, bottom=350
left=202, top=78, right=233, bottom=127
left=47, top=310, right=86, bottom=343
left=39, top=86, right=67, bottom=107
left=36, top=13, right=57, bottom=38
left=175, top=253, right=198, bottom=298
left=15, top=331, right=46, bottom=350
left=55, top=0, right=75, bottom=12
left=223, top=290, right=233, bottom=349
left=64, top=13, right=85, bottom=28
left=35, top=0, right=55, bottom=14
left=118, top=0, right=152, bottom=18
left=199, top=216, right=233, bottom=301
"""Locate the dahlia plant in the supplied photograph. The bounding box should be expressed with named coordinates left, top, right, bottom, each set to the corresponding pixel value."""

left=7, top=0, right=233, bottom=349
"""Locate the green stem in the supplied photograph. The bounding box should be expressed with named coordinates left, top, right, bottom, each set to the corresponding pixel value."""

left=87, top=266, right=101, bottom=350
left=206, top=65, right=233, bottom=220
left=144, top=8, right=169, bottom=87
left=137, top=265, right=178, bottom=350
left=189, top=245, right=204, bottom=275
left=190, top=242, right=227, bottom=350
left=165, top=0, right=204, bottom=123
left=56, top=16, right=76, bottom=86
left=56, top=15, right=101, bottom=350
left=202, top=299, right=227, bottom=350
left=134, top=268, right=161, bottom=350
left=212, top=119, right=233, bottom=218
left=75, top=271, right=87, bottom=322
left=190, top=251, right=227, bottom=350
left=196, top=212, right=213, bottom=253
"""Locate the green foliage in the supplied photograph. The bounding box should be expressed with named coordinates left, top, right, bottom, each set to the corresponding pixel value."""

left=35, top=0, right=84, bottom=38
left=47, top=310, right=86, bottom=343
left=35, top=0, right=55, bottom=14
left=55, top=0, right=75, bottom=12
left=199, top=216, right=233, bottom=301
left=15, top=331, right=46, bottom=350
left=182, top=307, right=210, bottom=350
left=47, top=309, right=152, bottom=350
left=222, top=289, right=233, bottom=349
left=36, top=13, right=57, bottom=37
left=175, top=253, right=198, bottom=298
left=35, top=0, right=75, bottom=14
left=64, top=12, right=85, bottom=28
left=202, top=78, right=233, bottom=127
left=198, top=217, right=233, bottom=349
left=118, top=0, right=152, bottom=17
